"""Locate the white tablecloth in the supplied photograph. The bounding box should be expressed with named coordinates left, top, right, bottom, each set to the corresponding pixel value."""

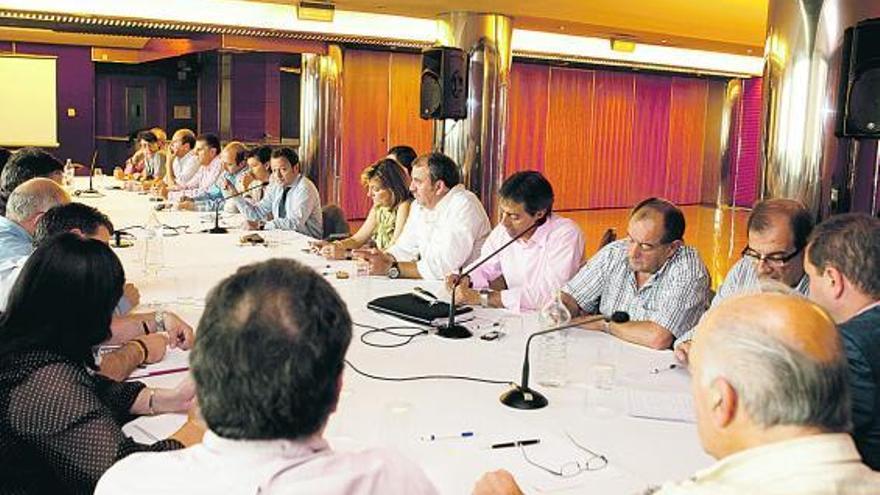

left=75, top=179, right=713, bottom=494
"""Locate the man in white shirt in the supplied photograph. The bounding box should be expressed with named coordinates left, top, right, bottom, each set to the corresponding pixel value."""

left=356, top=152, right=490, bottom=280
left=164, top=133, right=223, bottom=203
left=233, top=147, right=322, bottom=237
left=473, top=293, right=880, bottom=495
left=445, top=171, right=584, bottom=312
left=166, top=128, right=199, bottom=186
left=97, top=259, right=439, bottom=495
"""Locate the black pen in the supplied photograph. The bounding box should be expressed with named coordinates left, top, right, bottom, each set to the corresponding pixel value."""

left=491, top=439, right=540, bottom=449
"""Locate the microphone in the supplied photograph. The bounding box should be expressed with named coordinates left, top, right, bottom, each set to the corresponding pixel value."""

left=438, top=215, right=548, bottom=339
left=74, top=151, right=103, bottom=197
left=204, top=181, right=268, bottom=234
left=500, top=314, right=606, bottom=410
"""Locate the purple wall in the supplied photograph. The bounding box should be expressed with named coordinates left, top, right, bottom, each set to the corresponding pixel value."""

left=231, top=52, right=280, bottom=141
left=15, top=43, right=95, bottom=165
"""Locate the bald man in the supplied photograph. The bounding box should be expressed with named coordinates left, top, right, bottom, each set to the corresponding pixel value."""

left=0, top=178, right=69, bottom=263
left=473, top=294, right=880, bottom=495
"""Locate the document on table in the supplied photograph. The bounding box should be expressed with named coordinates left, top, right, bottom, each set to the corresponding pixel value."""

left=626, top=388, right=696, bottom=423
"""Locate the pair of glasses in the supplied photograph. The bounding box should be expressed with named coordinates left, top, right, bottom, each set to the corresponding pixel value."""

left=741, top=246, right=801, bottom=267
left=520, top=432, right=608, bottom=477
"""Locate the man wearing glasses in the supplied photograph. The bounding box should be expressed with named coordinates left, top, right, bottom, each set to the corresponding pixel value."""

left=474, top=294, right=880, bottom=495
left=674, top=199, right=813, bottom=361
left=559, top=198, right=710, bottom=350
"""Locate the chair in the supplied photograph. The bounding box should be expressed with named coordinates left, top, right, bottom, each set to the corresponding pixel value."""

left=598, top=228, right=617, bottom=250
left=322, top=204, right=350, bottom=241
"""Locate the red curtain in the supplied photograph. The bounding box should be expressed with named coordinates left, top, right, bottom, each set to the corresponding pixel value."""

left=505, top=62, right=716, bottom=211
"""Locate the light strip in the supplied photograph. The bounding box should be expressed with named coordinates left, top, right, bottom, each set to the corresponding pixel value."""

left=512, top=29, right=764, bottom=77
left=0, top=0, right=437, bottom=42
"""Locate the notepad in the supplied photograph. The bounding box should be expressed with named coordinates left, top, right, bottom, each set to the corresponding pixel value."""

left=626, top=388, right=696, bottom=423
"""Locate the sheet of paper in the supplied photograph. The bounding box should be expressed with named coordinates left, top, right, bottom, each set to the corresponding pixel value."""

left=626, top=388, right=696, bottom=423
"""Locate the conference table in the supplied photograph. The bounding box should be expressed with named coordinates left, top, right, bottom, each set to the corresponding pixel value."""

left=75, top=178, right=713, bottom=495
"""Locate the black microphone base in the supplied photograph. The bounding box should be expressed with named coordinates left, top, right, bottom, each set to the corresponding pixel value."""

left=75, top=189, right=103, bottom=197
left=500, top=386, right=548, bottom=410
left=207, top=226, right=229, bottom=234
left=435, top=324, right=472, bottom=339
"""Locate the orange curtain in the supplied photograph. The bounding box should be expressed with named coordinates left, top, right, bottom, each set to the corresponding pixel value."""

left=505, top=62, right=715, bottom=211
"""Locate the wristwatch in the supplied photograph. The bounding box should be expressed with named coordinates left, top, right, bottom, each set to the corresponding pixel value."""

left=154, top=310, right=167, bottom=333
left=387, top=261, right=401, bottom=279
left=479, top=289, right=491, bottom=308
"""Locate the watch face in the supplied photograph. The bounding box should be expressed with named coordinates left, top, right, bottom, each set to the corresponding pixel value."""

left=387, top=266, right=401, bottom=279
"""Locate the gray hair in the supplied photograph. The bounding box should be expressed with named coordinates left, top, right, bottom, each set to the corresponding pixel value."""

left=6, top=181, right=66, bottom=223
left=699, top=314, right=850, bottom=432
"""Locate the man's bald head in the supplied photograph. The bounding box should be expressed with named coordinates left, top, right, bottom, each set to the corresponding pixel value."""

left=690, top=293, right=850, bottom=459
left=6, top=178, right=70, bottom=232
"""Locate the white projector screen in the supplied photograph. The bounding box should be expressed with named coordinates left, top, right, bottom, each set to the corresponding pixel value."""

left=0, top=55, right=58, bottom=148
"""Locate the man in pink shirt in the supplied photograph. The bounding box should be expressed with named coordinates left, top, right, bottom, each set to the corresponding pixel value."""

left=97, top=259, right=439, bottom=495
left=163, top=133, right=223, bottom=203
left=445, top=171, right=585, bottom=312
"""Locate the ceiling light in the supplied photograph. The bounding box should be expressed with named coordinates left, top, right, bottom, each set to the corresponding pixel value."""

left=298, top=1, right=334, bottom=22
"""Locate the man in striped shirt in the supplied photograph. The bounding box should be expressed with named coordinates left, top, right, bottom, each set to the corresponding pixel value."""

left=674, top=198, right=814, bottom=361
left=561, top=198, right=710, bottom=349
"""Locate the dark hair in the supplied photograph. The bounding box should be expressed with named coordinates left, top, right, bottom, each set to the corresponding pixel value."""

left=192, top=259, right=352, bottom=440
left=748, top=198, right=814, bottom=250
left=270, top=147, right=299, bottom=168
left=360, top=158, right=413, bottom=208
left=33, top=203, right=114, bottom=246
left=631, top=197, right=686, bottom=243
left=807, top=213, right=880, bottom=299
left=0, top=148, right=64, bottom=216
left=0, top=233, right=124, bottom=367
left=499, top=171, right=554, bottom=216
left=387, top=145, right=417, bottom=172
left=196, top=133, right=221, bottom=154
left=177, top=130, right=196, bottom=149
left=246, top=145, right=273, bottom=165
left=138, top=130, right=158, bottom=144
left=413, top=152, right=460, bottom=189
left=0, top=148, right=11, bottom=176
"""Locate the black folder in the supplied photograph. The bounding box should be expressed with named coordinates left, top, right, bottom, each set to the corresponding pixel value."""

left=367, top=293, right=473, bottom=326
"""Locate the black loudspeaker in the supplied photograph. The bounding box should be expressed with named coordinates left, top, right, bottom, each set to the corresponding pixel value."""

left=837, top=18, right=880, bottom=138
left=420, top=47, right=467, bottom=120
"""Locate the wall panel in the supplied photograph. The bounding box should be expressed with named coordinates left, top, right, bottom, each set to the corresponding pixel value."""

left=505, top=62, right=550, bottom=174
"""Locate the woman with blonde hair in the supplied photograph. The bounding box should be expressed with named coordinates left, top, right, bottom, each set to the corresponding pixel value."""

left=314, top=158, right=412, bottom=258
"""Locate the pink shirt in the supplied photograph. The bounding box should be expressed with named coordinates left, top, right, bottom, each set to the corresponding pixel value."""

left=168, top=157, right=222, bottom=202
left=96, top=432, right=439, bottom=495
left=468, top=214, right=585, bottom=312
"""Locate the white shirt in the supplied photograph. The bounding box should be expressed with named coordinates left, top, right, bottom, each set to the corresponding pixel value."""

left=171, top=150, right=200, bottom=185
left=651, top=434, right=880, bottom=495
left=234, top=175, right=323, bottom=238
left=96, top=432, right=439, bottom=495
left=386, top=184, right=491, bottom=280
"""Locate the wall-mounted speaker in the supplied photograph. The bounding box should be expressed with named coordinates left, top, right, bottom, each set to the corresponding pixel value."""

left=836, top=18, right=880, bottom=138
left=420, top=47, right=467, bottom=120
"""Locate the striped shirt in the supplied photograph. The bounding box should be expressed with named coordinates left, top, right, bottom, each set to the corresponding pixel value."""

left=563, top=239, right=709, bottom=339
left=673, top=257, right=810, bottom=347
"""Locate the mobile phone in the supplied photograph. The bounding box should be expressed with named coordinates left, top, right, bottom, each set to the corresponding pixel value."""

left=480, top=330, right=504, bottom=341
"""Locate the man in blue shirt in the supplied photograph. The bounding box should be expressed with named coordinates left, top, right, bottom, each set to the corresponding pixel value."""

left=233, top=147, right=322, bottom=238
left=805, top=213, right=880, bottom=470
left=0, top=178, right=69, bottom=263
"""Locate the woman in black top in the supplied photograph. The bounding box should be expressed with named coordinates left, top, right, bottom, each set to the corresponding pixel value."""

left=0, top=233, right=198, bottom=494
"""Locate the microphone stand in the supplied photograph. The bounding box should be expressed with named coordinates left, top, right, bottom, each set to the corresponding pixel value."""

left=437, top=217, right=547, bottom=339
left=206, top=181, right=267, bottom=234
left=75, top=151, right=102, bottom=197
left=500, top=314, right=606, bottom=410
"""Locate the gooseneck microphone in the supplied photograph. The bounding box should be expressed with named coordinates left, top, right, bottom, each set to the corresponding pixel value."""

left=501, top=314, right=607, bottom=409
left=205, top=181, right=268, bottom=234
left=74, top=151, right=102, bottom=197
left=437, top=215, right=549, bottom=340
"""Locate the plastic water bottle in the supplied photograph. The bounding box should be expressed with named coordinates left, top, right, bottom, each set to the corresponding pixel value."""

left=142, top=211, right=164, bottom=278
left=63, top=159, right=74, bottom=187
left=536, top=289, right=572, bottom=387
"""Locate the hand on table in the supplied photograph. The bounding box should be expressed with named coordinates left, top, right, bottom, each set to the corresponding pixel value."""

left=352, top=248, right=392, bottom=275
left=133, top=333, right=168, bottom=364
left=674, top=341, right=692, bottom=365
left=122, top=282, right=141, bottom=309
left=163, top=311, right=195, bottom=350
left=473, top=470, right=524, bottom=495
